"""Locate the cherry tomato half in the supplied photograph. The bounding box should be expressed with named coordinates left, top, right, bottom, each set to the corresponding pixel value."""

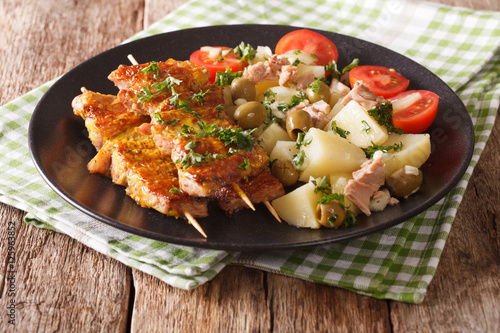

left=349, top=65, right=410, bottom=98
left=190, top=47, right=247, bottom=83
left=389, top=90, right=439, bottom=134
left=275, top=29, right=338, bottom=66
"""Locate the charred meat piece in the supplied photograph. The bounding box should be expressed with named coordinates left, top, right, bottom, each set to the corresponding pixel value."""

left=111, top=139, right=208, bottom=218
left=109, top=60, right=270, bottom=197
left=212, top=168, right=285, bottom=215
left=150, top=107, right=269, bottom=197
left=72, top=89, right=208, bottom=218
left=108, top=59, right=212, bottom=117
left=72, top=88, right=150, bottom=150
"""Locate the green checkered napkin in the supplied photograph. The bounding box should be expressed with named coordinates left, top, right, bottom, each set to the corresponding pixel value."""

left=1, top=0, right=499, bottom=303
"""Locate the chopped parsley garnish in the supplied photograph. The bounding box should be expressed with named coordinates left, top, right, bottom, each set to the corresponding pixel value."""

left=239, top=158, right=250, bottom=170
left=318, top=192, right=345, bottom=205
left=364, top=141, right=403, bottom=158
left=154, top=113, right=176, bottom=126
left=137, top=85, right=155, bottom=103
left=325, top=58, right=359, bottom=80
left=308, top=79, right=323, bottom=93
left=291, top=58, right=301, bottom=66
left=214, top=66, right=242, bottom=86
left=295, top=132, right=312, bottom=150
left=331, top=121, right=350, bottom=138
left=154, top=112, right=165, bottom=124
left=177, top=141, right=210, bottom=169
left=361, top=120, right=371, bottom=133
left=217, top=127, right=257, bottom=151
left=169, top=186, right=179, bottom=194
left=151, top=76, right=182, bottom=93
left=138, top=61, right=160, bottom=78
left=291, top=150, right=305, bottom=171
left=195, top=121, right=220, bottom=137
left=188, top=89, right=210, bottom=105
left=233, top=42, right=257, bottom=65
left=367, top=101, right=405, bottom=134
left=168, top=88, right=182, bottom=106
left=277, top=91, right=307, bottom=112
left=178, top=99, right=202, bottom=117
left=312, top=176, right=331, bottom=194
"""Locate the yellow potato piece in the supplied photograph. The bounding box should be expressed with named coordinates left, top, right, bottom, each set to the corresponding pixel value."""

left=330, top=100, right=388, bottom=148
left=382, top=133, right=431, bottom=177
left=299, top=128, right=367, bottom=182
left=271, top=181, right=322, bottom=229
left=258, top=123, right=292, bottom=154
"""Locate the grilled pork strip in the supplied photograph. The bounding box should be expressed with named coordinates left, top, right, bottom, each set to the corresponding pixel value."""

left=109, top=60, right=270, bottom=197
left=72, top=89, right=208, bottom=218
left=212, top=168, right=285, bottom=215
left=111, top=139, right=208, bottom=218
left=108, top=59, right=212, bottom=116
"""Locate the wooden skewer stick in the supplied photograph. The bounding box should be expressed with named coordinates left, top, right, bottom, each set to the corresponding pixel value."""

left=232, top=183, right=255, bottom=211
left=127, top=54, right=139, bottom=65
left=264, top=200, right=281, bottom=223
left=182, top=208, right=207, bottom=238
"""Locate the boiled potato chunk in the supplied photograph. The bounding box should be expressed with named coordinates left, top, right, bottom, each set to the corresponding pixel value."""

left=258, top=123, right=292, bottom=154
left=298, top=128, right=367, bottom=182
left=296, top=63, right=326, bottom=79
left=382, top=133, right=431, bottom=177
left=271, top=181, right=322, bottom=228
left=270, top=140, right=299, bottom=163
left=330, top=100, right=388, bottom=148
left=267, top=86, right=297, bottom=104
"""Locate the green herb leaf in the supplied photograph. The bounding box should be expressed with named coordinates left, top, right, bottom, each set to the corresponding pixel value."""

left=331, top=120, right=350, bottom=138
left=188, top=89, right=210, bottom=105
left=217, top=128, right=256, bottom=151
left=367, top=101, right=405, bottom=134
left=312, top=176, right=331, bottom=194
left=214, top=66, right=242, bottom=86
left=361, top=120, right=371, bottom=133
left=138, top=61, right=160, bottom=78
left=363, top=141, right=403, bottom=158
left=239, top=158, right=250, bottom=170
left=233, top=42, right=257, bottom=65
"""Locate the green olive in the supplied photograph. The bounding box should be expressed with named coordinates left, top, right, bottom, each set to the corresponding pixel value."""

left=386, top=167, right=423, bottom=198
left=271, top=160, right=299, bottom=187
left=231, top=78, right=256, bottom=102
left=224, top=105, right=238, bottom=120
left=306, top=81, right=331, bottom=103
left=286, top=109, right=313, bottom=141
left=233, top=101, right=267, bottom=129
left=316, top=200, right=346, bottom=228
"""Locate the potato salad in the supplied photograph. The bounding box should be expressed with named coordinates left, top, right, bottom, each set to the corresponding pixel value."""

left=189, top=29, right=438, bottom=229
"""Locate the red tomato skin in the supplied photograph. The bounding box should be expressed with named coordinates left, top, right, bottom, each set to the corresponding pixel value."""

left=275, top=29, right=338, bottom=65
left=389, top=90, right=439, bottom=134
left=189, top=47, right=246, bottom=83
left=349, top=65, right=410, bottom=98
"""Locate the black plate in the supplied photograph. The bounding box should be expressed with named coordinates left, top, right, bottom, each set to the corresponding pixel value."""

left=28, top=25, right=474, bottom=251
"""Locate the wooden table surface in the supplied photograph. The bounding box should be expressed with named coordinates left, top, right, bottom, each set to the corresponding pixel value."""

left=1, top=0, right=499, bottom=331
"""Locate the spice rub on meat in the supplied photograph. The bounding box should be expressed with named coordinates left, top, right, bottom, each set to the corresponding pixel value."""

left=73, top=59, right=284, bottom=220
left=108, top=59, right=271, bottom=198
left=72, top=89, right=208, bottom=218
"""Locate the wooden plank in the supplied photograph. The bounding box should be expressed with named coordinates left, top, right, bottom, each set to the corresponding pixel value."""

left=0, top=0, right=144, bottom=330
left=267, top=274, right=391, bottom=332
left=131, top=266, right=270, bottom=332
left=0, top=205, right=131, bottom=331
